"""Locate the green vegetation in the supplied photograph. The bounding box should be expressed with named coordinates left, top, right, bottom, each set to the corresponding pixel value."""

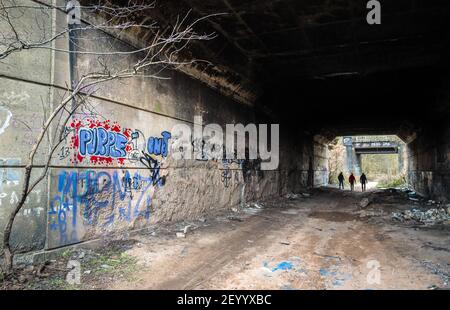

left=328, top=135, right=406, bottom=187
left=377, top=174, right=406, bottom=188
left=8, top=245, right=138, bottom=290
left=361, top=153, right=399, bottom=177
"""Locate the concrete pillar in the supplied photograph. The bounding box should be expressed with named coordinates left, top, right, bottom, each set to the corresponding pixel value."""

left=398, top=144, right=404, bottom=173
left=355, top=153, right=362, bottom=175
left=345, top=145, right=354, bottom=173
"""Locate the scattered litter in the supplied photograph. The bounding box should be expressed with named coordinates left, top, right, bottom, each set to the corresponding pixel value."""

left=358, top=210, right=384, bottom=218
left=285, top=193, right=299, bottom=200
left=247, top=240, right=254, bottom=243
left=417, top=260, right=449, bottom=286
left=281, top=209, right=299, bottom=215
left=359, top=198, right=371, bottom=208
left=84, top=270, right=91, bottom=275
left=78, top=252, right=85, bottom=260
left=313, top=252, right=342, bottom=261
left=285, top=192, right=310, bottom=199
left=280, top=241, right=290, bottom=245
left=391, top=207, right=450, bottom=225
left=227, top=216, right=243, bottom=222
left=101, top=264, right=111, bottom=269
left=231, top=207, right=238, bottom=212
left=242, top=206, right=261, bottom=215
left=422, top=242, right=450, bottom=253
left=176, top=232, right=186, bottom=238
left=183, top=225, right=192, bottom=234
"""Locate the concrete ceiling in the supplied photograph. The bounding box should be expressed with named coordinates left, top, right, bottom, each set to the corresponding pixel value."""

left=100, top=0, right=450, bottom=137
left=150, top=0, right=450, bottom=84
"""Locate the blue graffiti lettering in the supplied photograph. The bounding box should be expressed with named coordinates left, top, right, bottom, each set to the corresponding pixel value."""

left=79, top=128, right=128, bottom=158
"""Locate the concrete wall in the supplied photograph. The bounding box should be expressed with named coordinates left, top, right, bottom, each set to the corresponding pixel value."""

left=0, top=0, right=314, bottom=254
left=406, top=76, right=450, bottom=203
left=407, top=123, right=450, bottom=203
left=313, top=136, right=329, bottom=187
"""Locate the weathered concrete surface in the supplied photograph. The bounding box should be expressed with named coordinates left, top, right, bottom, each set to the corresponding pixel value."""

left=76, top=188, right=450, bottom=289
left=407, top=123, right=450, bottom=203
left=1, top=0, right=448, bottom=259
left=406, top=75, right=450, bottom=203
left=0, top=1, right=316, bottom=254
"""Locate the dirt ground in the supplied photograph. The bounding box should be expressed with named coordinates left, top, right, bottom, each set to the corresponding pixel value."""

left=107, top=187, right=450, bottom=290
left=2, top=187, right=449, bottom=290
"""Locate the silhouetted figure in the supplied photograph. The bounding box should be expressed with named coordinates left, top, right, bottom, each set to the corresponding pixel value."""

left=349, top=173, right=356, bottom=191
left=338, top=172, right=345, bottom=189
left=360, top=173, right=367, bottom=192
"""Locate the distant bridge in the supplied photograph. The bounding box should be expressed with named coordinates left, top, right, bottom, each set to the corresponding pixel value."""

left=353, top=141, right=399, bottom=154
left=342, top=137, right=403, bottom=174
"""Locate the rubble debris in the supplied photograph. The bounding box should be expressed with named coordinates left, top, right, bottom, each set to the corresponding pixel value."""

left=422, top=242, right=450, bottom=253
left=418, top=260, right=449, bottom=286
left=281, top=209, right=299, bottom=215
left=252, top=203, right=263, bottom=209
left=285, top=192, right=310, bottom=199
left=183, top=225, right=192, bottom=234
left=359, top=198, right=371, bottom=208
left=242, top=205, right=262, bottom=215
left=391, top=207, right=450, bottom=225
left=176, top=232, right=186, bottom=238
left=285, top=193, right=299, bottom=200
left=227, top=216, right=243, bottom=222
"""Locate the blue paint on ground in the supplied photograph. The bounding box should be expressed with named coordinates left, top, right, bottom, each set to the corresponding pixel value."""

left=263, top=261, right=294, bottom=272
left=319, top=268, right=337, bottom=277
left=273, top=261, right=293, bottom=271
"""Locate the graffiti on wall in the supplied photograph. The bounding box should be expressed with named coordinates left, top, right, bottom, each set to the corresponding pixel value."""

left=48, top=123, right=172, bottom=246
left=68, top=118, right=133, bottom=165
left=64, top=118, right=172, bottom=167
left=48, top=168, right=166, bottom=245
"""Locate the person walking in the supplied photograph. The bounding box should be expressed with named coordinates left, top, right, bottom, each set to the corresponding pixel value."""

left=349, top=173, right=356, bottom=191
left=360, top=173, right=367, bottom=192
left=338, top=172, right=345, bottom=189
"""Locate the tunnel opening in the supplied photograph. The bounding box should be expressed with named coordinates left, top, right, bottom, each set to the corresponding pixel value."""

left=260, top=64, right=449, bottom=202
left=328, top=135, right=406, bottom=191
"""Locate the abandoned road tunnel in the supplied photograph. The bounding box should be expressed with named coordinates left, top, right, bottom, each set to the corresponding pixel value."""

left=0, top=0, right=449, bottom=291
